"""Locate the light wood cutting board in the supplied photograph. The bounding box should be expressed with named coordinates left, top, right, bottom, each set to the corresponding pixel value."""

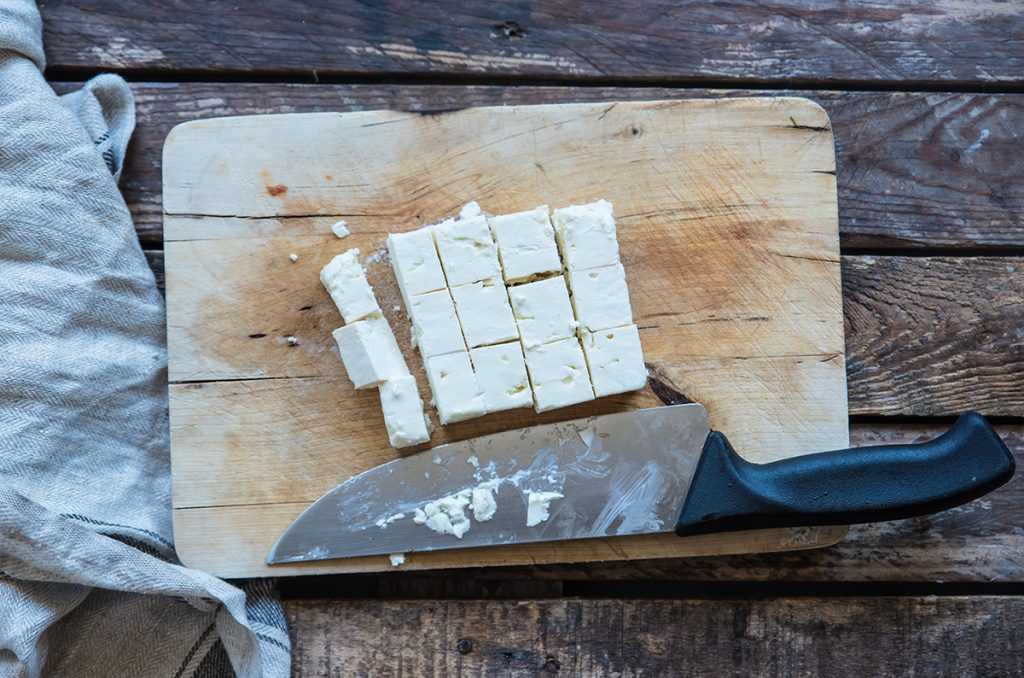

left=164, top=98, right=849, bottom=578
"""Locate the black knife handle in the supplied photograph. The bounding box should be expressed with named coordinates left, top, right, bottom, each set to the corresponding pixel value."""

left=675, top=412, right=1015, bottom=537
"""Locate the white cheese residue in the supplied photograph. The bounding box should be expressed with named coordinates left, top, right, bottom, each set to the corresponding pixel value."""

left=525, top=491, right=563, bottom=527
left=467, top=455, right=480, bottom=468
left=331, top=220, right=350, bottom=238
left=289, top=253, right=298, bottom=262
left=389, top=553, right=405, bottom=567
left=375, top=512, right=405, bottom=529
left=459, top=201, right=483, bottom=219
left=471, top=481, right=498, bottom=522
left=413, top=490, right=472, bottom=538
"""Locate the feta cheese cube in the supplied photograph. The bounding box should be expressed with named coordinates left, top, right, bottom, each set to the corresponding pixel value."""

left=387, top=228, right=446, bottom=306
left=450, top=281, right=519, bottom=348
left=508, top=275, right=577, bottom=348
left=581, top=324, right=648, bottom=397
left=469, top=342, right=532, bottom=413
left=320, top=248, right=380, bottom=323
left=408, top=289, right=465, bottom=358
left=378, top=375, right=431, bottom=448
left=332, top=316, right=409, bottom=389
left=424, top=351, right=487, bottom=424
left=552, top=199, right=620, bottom=271
left=433, top=215, right=502, bottom=287
left=567, top=263, right=634, bottom=332
left=523, top=338, right=595, bottom=412
left=488, top=205, right=562, bottom=283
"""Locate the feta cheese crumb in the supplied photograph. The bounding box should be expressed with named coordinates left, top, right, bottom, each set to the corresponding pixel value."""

left=389, top=553, right=406, bottom=567
left=459, top=201, right=483, bottom=219
left=289, top=252, right=298, bottom=262
left=285, top=335, right=300, bottom=346
left=331, top=220, right=350, bottom=238
left=375, top=512, right=406, bottom=529
left=467, top=455, right=480, bottom=468
left=525, top=491, right=563, bottom=527
left=413, top=490, right=473, bottom=538
left=471, top=481, right=498, bottom=522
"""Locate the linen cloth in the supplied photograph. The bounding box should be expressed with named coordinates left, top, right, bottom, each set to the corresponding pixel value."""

left=0, top=2, right=290, bottom=675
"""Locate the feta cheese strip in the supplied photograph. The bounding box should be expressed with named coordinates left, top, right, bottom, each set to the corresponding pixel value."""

left=408, top=288, right=466, bottom=358
left=523, top=337, right=595, bottom=412
left=488, top=205, right=562, bottom=284
left=469, top=342, right=532, bottom=413
left=566, top=263, right=634, bottom=333
left=450, top=280, right=519, bottom=348
left=320, top=248, right=381, bottom=323
left=331, top=316, right=408, bottom=389
left=378, top=375, right=432, bottom=448
left=423, top=351, right=487, bottom=424
left=552, top=199, right=620, bottom=271
left=507, top=275, right=578, bottom=348
left=432, top=215, right=502, bottom=287
left=387, top=228, right=447, bottom=307
left=581, top=324, right=648, bottom=398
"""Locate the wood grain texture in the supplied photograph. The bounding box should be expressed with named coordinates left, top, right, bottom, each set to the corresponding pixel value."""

left=286, top=596, right=1024, bottom=676
left=40, top=1, right=1024, bottom=84
left=164, top=99, right=849, bottom=577
left=61, top=82, right=1023, bottom=250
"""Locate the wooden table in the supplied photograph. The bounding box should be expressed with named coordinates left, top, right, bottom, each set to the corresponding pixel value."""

left=40, top=1, right=1024, bottom=674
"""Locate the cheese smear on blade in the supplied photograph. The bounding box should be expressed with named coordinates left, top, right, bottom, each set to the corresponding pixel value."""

left=413, top=490, right=473, bottom=538
left=525, top=491, right=564, bottom=527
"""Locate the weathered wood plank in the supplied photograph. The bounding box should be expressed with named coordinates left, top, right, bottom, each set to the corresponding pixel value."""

left=286, top=596, right=1024, bottom=676
left=40, top=1, right=1024, bottom=85
left=68, top=83, right=1023, bottom=250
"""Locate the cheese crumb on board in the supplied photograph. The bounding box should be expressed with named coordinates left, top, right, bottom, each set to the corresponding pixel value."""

left=378, top=375, right=431, bottom=447
left=331, top=220, right=350, bottom=238
left=566, top=263, right=634, bottom=333
left=523, top=337, right=595, bottom=412
left=408, top=289, right=465, bottom=358
left=552, top=199, right=620, bottom=271
left=289, top=253, right=298, bottom=262
left=469, top=342, right=532, bottom=413
left=488, top=205, right=562, bottom=283
left=508, top=275, right=577, bottom=348
left=332, top=316, right=408, bottom=389
left=389, top=553, right=406, bottom=567
left=320, top=248, right=380, bottom=323
left=450, top=280, right=519, bottom=348
left=424, top=351, right=487, bottom=424
left=387, top=228, right=447, bottom=305
left=581, top=324, right=648, bottom=397
left=525, top=490, right=563, bottom=527
left=433, top=215, right=502, bottom=287
left=459, top=201, right=483, bottom=219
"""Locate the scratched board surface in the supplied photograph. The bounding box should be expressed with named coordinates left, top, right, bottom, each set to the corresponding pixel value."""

left=163, top=98, right=849, bottom=577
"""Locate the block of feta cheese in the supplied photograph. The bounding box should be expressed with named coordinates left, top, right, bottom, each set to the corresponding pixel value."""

left=581, top=324, right=648, bottom=397
left=469, top=342, right=532, bottom=413
left=433, top=215, right=502, bottom=287
left=507, top=275, right=577, bottom=348
left=450, top=280, right=519, bottom=348
left=424, top=351, right=487, bottom=424
left=320, top=248, right=380, bottom=323
left=387, top=228, right=447, bottom=306
left=523, top=338, right=595, bottom=412
left=331, top=316, right=409, bottom=389
left=566, top=263, right=634, bottom=332
left=408, top=289, right=465, bottom=358
left=487, top=205, right=562, bottom=283
left=552, top=199, right=620, bottom=271
left=378, top=375, right=431, bottom=448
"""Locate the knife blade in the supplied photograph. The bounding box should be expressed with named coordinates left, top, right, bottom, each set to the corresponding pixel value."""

left=268, top=404, right=1014, bottom=565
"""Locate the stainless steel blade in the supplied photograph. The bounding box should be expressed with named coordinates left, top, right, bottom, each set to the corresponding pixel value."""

left=267, top=403, right=710, bottom=564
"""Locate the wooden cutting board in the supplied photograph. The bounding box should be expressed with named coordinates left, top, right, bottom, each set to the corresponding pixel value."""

left=164, top=98, right=849, bottom=578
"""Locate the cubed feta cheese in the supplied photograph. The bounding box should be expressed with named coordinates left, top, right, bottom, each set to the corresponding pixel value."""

left=507, top=275, right=577, bottom=348
left=450, top=281, right=519, bottom=348
left=424, top=351, right=487, bottom=424
left=387, top=228, right=447, bottom=306
left=567, top=263, right=634, bottom=332
left=320, top=248, right=380, bottom=323
left=488, top=205, right=562, bottom=283
left=332, top=316, right=409, bottom=389
left=378, top=375, right=431, bottom=448
left=469, top=342, right=532, bottom=413
left=552, top=199, right=620, bottom=271
left=408, top=289, right=465, bottom=358
left=523, top=338, right=595, bottom=412
left=433, top=215, right=502, bottom=287
left=581, top=324, right=648, bottom=397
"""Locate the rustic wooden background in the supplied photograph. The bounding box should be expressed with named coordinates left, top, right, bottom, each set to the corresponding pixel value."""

left=38, top=1, right=1024, bottom=674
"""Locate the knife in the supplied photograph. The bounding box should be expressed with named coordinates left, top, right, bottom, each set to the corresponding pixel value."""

left=267, top=404, right=1014, bottom=564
